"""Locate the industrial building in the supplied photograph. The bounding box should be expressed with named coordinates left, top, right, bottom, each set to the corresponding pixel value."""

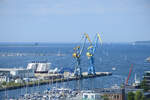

left=94, top=87, right=125, bottom=100
left=0, top=68, right=34, bottom=79
left=27, top=61, right=51, bottom=73
left=0, top=75, right=9, bottom=83
left=82, top=91, right=103, bottom=100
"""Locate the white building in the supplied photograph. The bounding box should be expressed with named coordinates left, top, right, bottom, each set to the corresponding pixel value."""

left=143, top=71, right=150, bottom=86
left=15, top=78, right=23, bottom=83
left=27, top=63, right=37, bottom=72
left=82, top=91, right=103, bottom=100
left=27, top=61, right=51, bottom=73
left=0, top=68, right=34, bottom=78
left=0, top=75, right=9, bottom=83
left=10, top=68, right=34, bottom=78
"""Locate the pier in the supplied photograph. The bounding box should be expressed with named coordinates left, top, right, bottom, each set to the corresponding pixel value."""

left=0, top=72, right=112, bottom=91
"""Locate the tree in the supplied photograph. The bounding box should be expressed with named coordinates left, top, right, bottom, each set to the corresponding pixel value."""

left=134, top=90, right=143, bottom=100
left=141, top=95, right=146, bottom=100
left=2, top=81, right=6, bottom=86
left=128, top=92, right=135, bottom=100
left=102, top=95, right=109, bottom=100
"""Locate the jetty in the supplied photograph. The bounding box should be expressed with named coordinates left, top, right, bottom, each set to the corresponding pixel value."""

left=0, top=72, right=112, bottom=91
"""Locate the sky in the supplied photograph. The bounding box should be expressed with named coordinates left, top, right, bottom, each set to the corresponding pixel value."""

left=0, top=0, right=150, bottom=43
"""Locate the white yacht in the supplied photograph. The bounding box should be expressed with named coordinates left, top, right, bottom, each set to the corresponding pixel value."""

left=146, top=57, right=150, bottom=62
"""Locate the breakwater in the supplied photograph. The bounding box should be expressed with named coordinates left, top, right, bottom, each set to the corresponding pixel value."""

left=0, top=72, right=112, bottom=91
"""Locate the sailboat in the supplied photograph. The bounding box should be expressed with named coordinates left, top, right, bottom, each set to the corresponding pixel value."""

left=132, top=74, right=140, bottom=87
left=112, top=67, right=116, bottom=71
left=57, top=50, right=65, bottom=57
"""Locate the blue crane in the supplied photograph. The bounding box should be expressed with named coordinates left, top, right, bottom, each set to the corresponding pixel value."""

left=72, top=33, right=90, bottom=77
left=86, top=33, right=103, bottom=75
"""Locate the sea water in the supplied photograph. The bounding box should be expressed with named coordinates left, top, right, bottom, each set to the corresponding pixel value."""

left=0, top=43, right=150, bottom=99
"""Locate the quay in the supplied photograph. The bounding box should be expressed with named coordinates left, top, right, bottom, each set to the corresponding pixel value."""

left=0, top=72, right=112, bottom=91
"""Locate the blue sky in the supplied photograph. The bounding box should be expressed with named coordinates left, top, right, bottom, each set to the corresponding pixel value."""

left=0, top=0, right=150, bottom=43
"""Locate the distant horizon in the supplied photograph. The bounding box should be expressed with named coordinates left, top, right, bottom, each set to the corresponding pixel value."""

left=0, top=40, right=150, bottom=44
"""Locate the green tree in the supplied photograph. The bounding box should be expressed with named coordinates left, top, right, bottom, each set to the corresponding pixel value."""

left=1, top=81, right=6, bottom=85
left=141, top=95, right=146, bottom=100
left=102, top=95, right=109, bottom=100
left=128, top=92, right=135, bottom=100
left=134, top=91, right=143, bottom=100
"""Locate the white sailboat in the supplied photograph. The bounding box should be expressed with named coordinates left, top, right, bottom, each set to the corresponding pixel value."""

left=112, top=67, right=116, bottom=71
left=132, top=74, right=140, bottom=87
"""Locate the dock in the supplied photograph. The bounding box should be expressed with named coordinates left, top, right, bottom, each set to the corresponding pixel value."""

left=0, top=72, right=112, bottom=91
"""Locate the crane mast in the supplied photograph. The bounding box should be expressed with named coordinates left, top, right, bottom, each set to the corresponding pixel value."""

left=86, top=33, right=102, bottom=75
left=126, top=64, right=133, bottom=85
left=72, top=33, right=89, bottom=77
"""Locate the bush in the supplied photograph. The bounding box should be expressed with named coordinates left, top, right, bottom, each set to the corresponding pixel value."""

left=102, top=95, right=109, bottom=100
left=134, top=91, right=144, bottom=100
left=128, top=91, right=145, bottom=100
left=1, top=81, right=6, bottom=85
left=128, top=92, right=135, bottom=100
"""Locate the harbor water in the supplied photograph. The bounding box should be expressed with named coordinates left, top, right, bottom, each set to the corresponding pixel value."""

left=0, top=43, right=150, bottom=99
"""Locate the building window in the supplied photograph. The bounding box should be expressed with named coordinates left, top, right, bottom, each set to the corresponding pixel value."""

left=117, top=95, right=119, bottom=99
left=114, top=95, right=116, bottom=99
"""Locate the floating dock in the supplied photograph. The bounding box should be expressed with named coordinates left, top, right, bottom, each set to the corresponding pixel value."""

left=0, top=72, right=112, bottom=91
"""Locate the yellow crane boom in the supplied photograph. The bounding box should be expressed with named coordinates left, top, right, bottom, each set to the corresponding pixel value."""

left=97, top=33, right=103, bottom=45
left=84, top=33, right=92, bottom=46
